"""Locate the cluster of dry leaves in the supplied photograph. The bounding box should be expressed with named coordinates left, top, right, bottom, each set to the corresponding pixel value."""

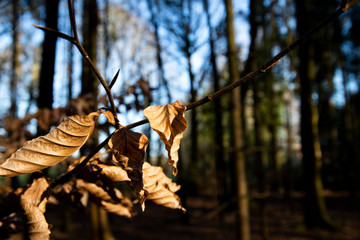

left=0, top=100, right=187, bottom=239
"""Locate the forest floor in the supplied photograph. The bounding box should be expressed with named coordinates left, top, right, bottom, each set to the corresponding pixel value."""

left=7, top=192, right=360, bottom=240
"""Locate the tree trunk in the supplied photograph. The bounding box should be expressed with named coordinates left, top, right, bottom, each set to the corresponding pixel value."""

left=81, top=0, right=99, bottom=100
left=81, top=1, right=114, bottom=239
left=146, top=0, right=171, bottom=104
left=295, top=0, right=335, bottom=229
left=224, top=0, right=251, bottom=239
left=247, top=0, right=267, bottom=238
left=68, top=41, right=73, bottom=104
left=37, top=0, right=59, bottom=135
left=203, top=0, right=226, bottom=205
left=10, top=0, right=19, bottom=119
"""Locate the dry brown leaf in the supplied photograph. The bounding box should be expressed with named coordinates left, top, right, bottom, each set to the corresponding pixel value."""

left=100, top=109, right=116, bottom=124
left=97, top=164, right=130, bottom=182
left=20, top=177, right=51, bottom=240
left=0, top=112, right=100, bottom=177
left=100, top=200, right=132, bottom=218
left=76, top=179, right=113, bottom=202
left=108, top=127, right=149, bottom=209
left=143, top=100, right=187, bottom=175
left=75, top=179, right=132, bottom=218
left=143, top=162, right=185, bottom=212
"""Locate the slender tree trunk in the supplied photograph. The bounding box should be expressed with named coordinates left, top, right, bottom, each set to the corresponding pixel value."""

left=68, top=42, right=73, bottom=104
left=247, top=1, right=267, bottom=238
left=187, top=45, right=198, bottom=184
left=203, top=0, right=226, bottom=204
left=81, top=0, right=99, bottom=100
left=37, top=0, right=59, bottom=135
left=182, top=0, right=198, bottom=194
left=339, top=54, right=357, bottom=198
left=224, top=0, right=251, bottom=239
left=82, top=1, right=114, bottom=239
left=284, top=89, right=294, bottom=198
left=252, top=80, right=268, bottom=240
left=146, top=0, right=171, bottom=104
left=102, top=0, right=110, bottom=79
left=10, top=0, right=19, bottom=119
left=295, top=0, right=335, bottom=229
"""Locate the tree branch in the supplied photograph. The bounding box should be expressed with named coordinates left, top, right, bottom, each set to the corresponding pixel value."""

left=51, top=120, right=142, bottom=188
left=123, top=3, right=357, bottom=129
left=51, top=1, right=359, bottom=188
left=36, top=0, right=119, bottom=127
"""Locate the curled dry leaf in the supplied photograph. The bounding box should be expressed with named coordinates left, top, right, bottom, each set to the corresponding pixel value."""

left=0, top=112, right=100, bottom=177
left=143, top=162, right=185, bottom=212
left=20, top=177, right=51, bottom=240
left=143, top=100, right=187, bottom=175
left=97, top=164, right=130, bottom=182
left=76, top=179, right=113, bottom=202
left=100, top=200, right=132, bottom=218
left=108, top=127, right=149, bottom=210
left=100, top=109, right=116, bottom=124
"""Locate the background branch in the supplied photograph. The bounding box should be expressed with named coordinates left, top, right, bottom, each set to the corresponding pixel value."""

left=36, top=0, right=119, bottom=127
left=51, top=1, right=358, bottom=188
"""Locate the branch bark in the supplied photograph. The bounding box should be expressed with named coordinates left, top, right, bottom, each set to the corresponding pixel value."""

left=51, top=0, right=359, bottom=190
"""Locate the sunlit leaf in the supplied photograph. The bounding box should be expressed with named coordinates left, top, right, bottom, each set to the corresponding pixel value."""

left=100, top=109, right=116, bottom=124
left=0, top=112, right=100, bottom=177
left=143, top=100, right=187, bottom=175
left=143, top=162, right=185, bottom=212
left=20, top=177, right=51, bottom=240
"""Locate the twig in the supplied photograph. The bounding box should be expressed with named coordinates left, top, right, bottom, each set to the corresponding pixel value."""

left=51, top=120, right=147, bottom=188
left=186, top=4, right=351, bottom=110
left=109, top=69, right=120, bottom=89
left=126, top=3, right=356, bottom=128
left=51, top=133, right=112, bottom=188
left=51, top=1, right=358, bottom=187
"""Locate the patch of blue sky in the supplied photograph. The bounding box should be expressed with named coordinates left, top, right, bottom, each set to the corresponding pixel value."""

left=331, top=69, right=346, bottom=106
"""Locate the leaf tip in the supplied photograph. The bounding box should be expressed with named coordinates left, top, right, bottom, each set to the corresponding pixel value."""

left=100, top=109, right=116, bottom=124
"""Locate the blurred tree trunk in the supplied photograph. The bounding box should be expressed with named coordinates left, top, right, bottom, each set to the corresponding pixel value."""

left=146, top=0, right=171, bottom=165
left=246, top=0, right=268, bottom=238
left=10, top=0, right=19, bottom=119
left=81, top=0, right=99, bottom=101
left=146, top=0, right=171, bottom=104
left=81, top=1, right=114, bottom=239
left=340, top=59, right=357, bottom=198
left=203, top=0, right=226, bottom=204
left=295, top=0, right=334, bottom=229
left=37, top=0, right=59, bottom=135
left=183, top=1, right=198, bottom=189
left=68, top=40, right=73, bottom=104
left=250, top=2, right=268, bottom=239
left=224, top=0, right=251, bottom=239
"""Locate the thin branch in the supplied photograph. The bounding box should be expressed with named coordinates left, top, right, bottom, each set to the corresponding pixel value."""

left=186, top=5, right=349, bottom=110
left=66, top=0, right=118, bottom=121
left=126, top=3, right=357, bottom=128
left=52, top=119, right=143, bottom=187
left=67, top=0, right=78, bottom=41
left=36, top=0, right=119, bottom=126
left=34, top=25, right=76, bottom=43
left=51, top=133, right=112, bottom=188
left=51, top=1, right=358, bottom=188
